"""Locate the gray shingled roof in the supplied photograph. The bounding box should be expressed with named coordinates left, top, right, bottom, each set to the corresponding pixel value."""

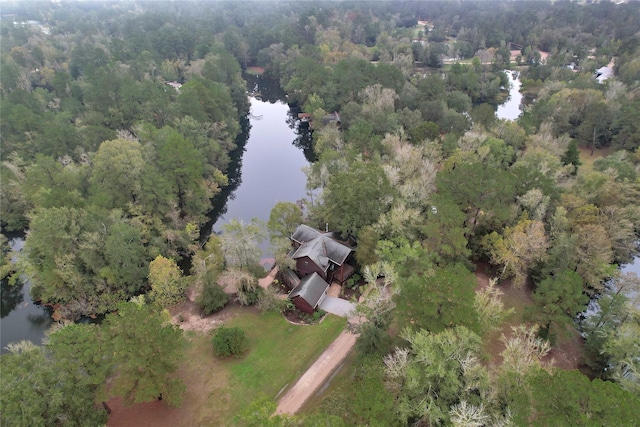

left=291, top=224, right=322, bottom=245
left=290, top=225, right=353, bottom=271
left=288, top=272, right=330, bottom=308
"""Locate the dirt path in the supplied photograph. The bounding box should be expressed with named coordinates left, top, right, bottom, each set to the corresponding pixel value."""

left=275, top=328, right=358, bottom=415
left=258, top=265, right=278, bottom=289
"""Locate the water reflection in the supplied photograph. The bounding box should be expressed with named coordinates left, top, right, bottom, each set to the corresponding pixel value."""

left=0, top=278, right=24, bottom=319
left=201, top=114, right=251, bottom=240
left=245, top=73, right=287, bottom=103
left=204, top=75, right=312, bottom=241
left=287, top=104, right=317, bottom=163
left=0, top=274, right=53, bottom=354
left=211, top=98, right=308, bottom=233
left=496, top=70, right=523, bottom=121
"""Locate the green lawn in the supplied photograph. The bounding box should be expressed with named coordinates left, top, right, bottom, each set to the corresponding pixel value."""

left=175, top=307, right=346, bottom=426
left=227, top=311, right=346, bottom=402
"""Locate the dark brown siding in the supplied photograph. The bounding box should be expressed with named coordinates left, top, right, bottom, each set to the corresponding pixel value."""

left=292, top=296, right=315, bottom=314
left=295, top=257, right=327, bottom=280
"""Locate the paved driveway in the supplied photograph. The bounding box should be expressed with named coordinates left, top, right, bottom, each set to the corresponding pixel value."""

left=319, top=296, right=356, bottom=317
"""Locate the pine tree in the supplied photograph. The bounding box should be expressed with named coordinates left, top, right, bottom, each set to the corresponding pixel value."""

left=561, top=140, right=581, bottom=175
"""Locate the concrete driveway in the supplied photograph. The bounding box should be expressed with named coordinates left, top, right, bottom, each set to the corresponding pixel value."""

left=319, top=296, right=356, bottom=317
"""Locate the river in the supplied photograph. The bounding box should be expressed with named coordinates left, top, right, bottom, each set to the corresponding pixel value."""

left=496, top=70, right=523, bottom=121
left=0, top=76, right=309, bottom=352
left=210, top=98, right=308, bottom=238
left=1, top=238, right=53, bottom=354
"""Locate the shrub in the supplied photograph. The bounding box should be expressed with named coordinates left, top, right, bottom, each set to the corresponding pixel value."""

left=312, top=309, right=327, bottom=322
left=212, top=327, right=249, bottom=358
left=198, top=272, right=229, bottom=315
left=237, top=278, right=262, bottom=306
left=257, top=287, right=285, bottom=313
left=346, top=273, right=362, bottom=290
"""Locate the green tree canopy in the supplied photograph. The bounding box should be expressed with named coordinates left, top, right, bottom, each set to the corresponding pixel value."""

left=323, top=161, right=395, bottom=238
left=90, top=138, right=145, bottom=210
left=396, top=263, right=480, bottom=333
left=436, top=160, right=517, bottom=240
left=1, top=341, right=108, bottom=426
left=104, top=300, right=186, bottom=407
left=527, top=270, right=588, bottom=342
left=267, top=202, right=304, bottom=244
left=148, top=255, right=187, bottom=308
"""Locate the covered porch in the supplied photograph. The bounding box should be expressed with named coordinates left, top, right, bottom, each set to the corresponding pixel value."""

left=329, top=263, right=356, bottom=285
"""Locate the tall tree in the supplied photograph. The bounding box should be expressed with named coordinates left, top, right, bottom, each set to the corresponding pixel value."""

left=148, top=255, right=187, bottom=308
left=436, top=160, right=517, bottom=239
left=527, top=270, right=588, bottom=342
left=90, top=138, right=145, bottom=210
left=323, top=161, right=395, bottom=237
left=267, top=201, right=303, bottom=244
left=396, top=263, right=480, bottom=333
left=509, top=369, right=640, bottom=426
left=104, top=300, right=186, bottom=407
left=220, top=218, right=266, bottom=271
left=482, top=216, right=549, bottom=288
left=386, top=326, right=487, bottom=426
left=1, top=341, right=108, bottom=426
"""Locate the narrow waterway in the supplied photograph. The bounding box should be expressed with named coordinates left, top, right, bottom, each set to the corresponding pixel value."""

left=1, top=238, right=53, bottom=354
left=211, top=98, right=308, bottom=235
left=496, top=70, right=523, bottom=121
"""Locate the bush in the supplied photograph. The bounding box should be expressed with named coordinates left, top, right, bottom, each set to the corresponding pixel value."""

left=257, top=287, right=285, bottom=313
left=212, top=327, right=249, bottom=358
left=198, top=272, right=229, bottom=315
left=237, top=279, right=262, bottom=306
left=312, top=309, right=327, bottom=322
left=346, top=273, right=361, bottom=290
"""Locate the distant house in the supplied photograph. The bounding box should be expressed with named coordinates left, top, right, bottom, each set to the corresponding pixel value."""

left=289, top=224, right=356, bottom=285
left=595, top=66, right=613, bottom=83
left=165, top=81, right=183, bottom=92
left=296, top=112, right=341, bottom=129
left=297, top=112, right=312, bottom=123
left=288, top=272, right=330, bottom=314
left=322, top=111, right=341, bottom=127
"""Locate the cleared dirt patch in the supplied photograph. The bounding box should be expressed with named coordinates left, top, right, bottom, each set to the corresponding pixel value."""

left=475, top=263, right=584, bottom=371
left=245, top=66, right=265, bottom=75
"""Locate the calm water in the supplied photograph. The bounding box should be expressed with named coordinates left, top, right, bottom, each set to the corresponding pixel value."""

left=210, top=97, right=309, bottom=257
left=496, top=70, right=523, bottom=121
left=1, top=238, right=53, bottom=354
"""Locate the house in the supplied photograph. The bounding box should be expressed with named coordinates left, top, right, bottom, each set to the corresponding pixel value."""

left=322, top=111, right=341, bottom=127
left=288, top=272, right=330, bottom=314
left=289, top=224, right=356, bottom=285
left=595, top=66, right=613, bottom=83
left=295, top=112, right=341, bottom=129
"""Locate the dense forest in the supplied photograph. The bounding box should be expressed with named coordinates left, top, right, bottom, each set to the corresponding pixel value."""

left=2, top=1, right=640, bottom=425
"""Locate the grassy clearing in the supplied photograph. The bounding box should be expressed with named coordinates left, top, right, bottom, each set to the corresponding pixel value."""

left=177, top=307, right=345, bottom=426
left=245, top=66, right=265, bottom=76
left=578, top=145, right=614, bottom=172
